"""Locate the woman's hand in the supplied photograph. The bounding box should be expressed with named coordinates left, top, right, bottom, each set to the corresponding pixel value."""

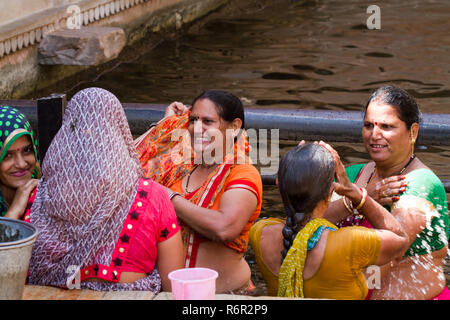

left=4, top=179, right=38, bottom=220
left=367, top=175, right=407, bottom=206
left=318, top=141, right=362, bottom=204
left=164, top=101, right=190, bottom=118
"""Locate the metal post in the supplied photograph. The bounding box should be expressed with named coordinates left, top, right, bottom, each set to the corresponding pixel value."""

left=37, top=94, right=66, bottom=162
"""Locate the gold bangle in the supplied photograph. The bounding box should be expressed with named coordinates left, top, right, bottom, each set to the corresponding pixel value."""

left=342, top=196, right=353, bottom=214
left=355, top=187, right=368, bottom=210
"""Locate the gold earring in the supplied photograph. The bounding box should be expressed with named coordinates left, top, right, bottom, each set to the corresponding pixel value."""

left=411, top=138, right=416, bottom=155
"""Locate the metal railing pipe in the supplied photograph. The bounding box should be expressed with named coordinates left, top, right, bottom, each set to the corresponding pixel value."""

left=1, top=97, right=449, bottom=192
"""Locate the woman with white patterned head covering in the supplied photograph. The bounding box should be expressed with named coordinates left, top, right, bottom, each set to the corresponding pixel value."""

left=27, top=87, right=183, bottom=292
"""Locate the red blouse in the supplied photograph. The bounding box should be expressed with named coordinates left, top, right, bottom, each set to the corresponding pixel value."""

left=24, top=178, right=180, bottom=283
left=121, top=178, right=180, bottom=273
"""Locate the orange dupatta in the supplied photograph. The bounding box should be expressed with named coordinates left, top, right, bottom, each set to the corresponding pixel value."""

left=134, top=112, right=251, bottom=267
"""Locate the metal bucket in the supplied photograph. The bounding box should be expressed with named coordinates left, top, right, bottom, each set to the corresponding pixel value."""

left=0, top=217, right=38, bottom=300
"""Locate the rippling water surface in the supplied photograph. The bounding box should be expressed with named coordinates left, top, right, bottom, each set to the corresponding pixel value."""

left=28, top=0, right=449, bottom=293
left=29, top=0, right=450, bottom=175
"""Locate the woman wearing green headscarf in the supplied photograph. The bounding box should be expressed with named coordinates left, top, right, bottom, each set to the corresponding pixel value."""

left=0, top=106, right=40, bottom=219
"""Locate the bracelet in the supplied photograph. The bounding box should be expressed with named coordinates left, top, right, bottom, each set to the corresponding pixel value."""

left=169, top=191, right=181, bottom=201
left=355, top=187, right=368, bottom=210
left=342, top=196, right=353, bottom=214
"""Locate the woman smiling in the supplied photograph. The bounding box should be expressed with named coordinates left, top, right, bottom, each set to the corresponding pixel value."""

left=0, top=106, right=39, bottom=220
left=325, top=85, right=449, bottom=299
left=136, top=90, right=263, bottom=294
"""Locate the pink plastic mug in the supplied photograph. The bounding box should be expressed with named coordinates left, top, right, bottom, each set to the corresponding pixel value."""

left=168, top=267, right=218, bottom=300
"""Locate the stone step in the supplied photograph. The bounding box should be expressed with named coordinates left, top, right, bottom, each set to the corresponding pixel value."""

left=38, top=26, right=125, bottom=66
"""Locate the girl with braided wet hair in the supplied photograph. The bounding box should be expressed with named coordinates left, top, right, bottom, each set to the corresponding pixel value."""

left=250, top=142, right=411, bottom=299
left=279, top=143, right=336, bottom=261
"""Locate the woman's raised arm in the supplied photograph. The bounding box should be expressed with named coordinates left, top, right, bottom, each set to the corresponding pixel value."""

left=320, top=141, right=410, bottom=265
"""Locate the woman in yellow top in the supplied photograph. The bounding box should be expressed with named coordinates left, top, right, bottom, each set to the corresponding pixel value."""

left=250, top=142, right=410, bottom=299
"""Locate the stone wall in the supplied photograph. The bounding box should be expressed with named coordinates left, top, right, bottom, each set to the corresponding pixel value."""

left=0, top=1, right=79, bottom=26
left=0, top=0, right=227, bottom=98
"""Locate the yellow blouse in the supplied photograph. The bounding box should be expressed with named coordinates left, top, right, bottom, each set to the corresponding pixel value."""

left=249, top=217, right=283, bottom=296
left=250, top=219, right=381, bottom=299
left=304, top=226, right=381, bottom=300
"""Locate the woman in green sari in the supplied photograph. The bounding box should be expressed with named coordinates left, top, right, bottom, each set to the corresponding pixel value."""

left=325, top=85, right=449, bottom=299
left=0, top=106, right=40, bottom=219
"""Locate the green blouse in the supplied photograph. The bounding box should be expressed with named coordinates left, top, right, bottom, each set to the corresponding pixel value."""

left=345, top=164, right=449, bottom=257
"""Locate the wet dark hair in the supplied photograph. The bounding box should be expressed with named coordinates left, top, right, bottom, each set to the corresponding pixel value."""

left=364, top=85, right=421, bottom=129
left=279, top=143, right=336, bottom=262
left=191, top=90, right=245, bottom=128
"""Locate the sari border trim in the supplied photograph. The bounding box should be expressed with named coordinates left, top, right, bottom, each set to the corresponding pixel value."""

left=184, top=163, right=232, bottom=268
left=0, top=129, right=31, bottom=162
left=225, top=179, right=260, bottom=204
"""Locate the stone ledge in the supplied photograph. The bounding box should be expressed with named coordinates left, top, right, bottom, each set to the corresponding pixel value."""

left=0, top=0, right=227, bottom=99
left=0, top=0, right=150, bottom=58
left=38, top=26, right=126, bottom=65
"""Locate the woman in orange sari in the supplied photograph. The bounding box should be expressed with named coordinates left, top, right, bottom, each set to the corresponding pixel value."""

left=135, top=90, right=262, bottom=293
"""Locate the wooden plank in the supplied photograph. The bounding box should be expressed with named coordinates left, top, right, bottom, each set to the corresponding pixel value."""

left=23, top=285, right=156, bottom=300
left=154, top=291, right=321, bottom=300
left=76, top=290, right=108, bottom=300
left=23, top=286, right=321, bottom=300
left=215, top=294, right=318, bottom=300
left=153, top=292, right=172, bottom=300
left=23, top=285, right=103, bottom=300
left=23, top=285, right=83, bottom=300
left=101, top=290, right=155, bottom=300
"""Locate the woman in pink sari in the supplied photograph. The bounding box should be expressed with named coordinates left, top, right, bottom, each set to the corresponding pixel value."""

left=27, top=87, right=183, bottom=292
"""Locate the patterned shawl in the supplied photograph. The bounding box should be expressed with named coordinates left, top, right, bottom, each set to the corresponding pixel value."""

left=28, top=87, right=160, bottom=291
left=0, top=106, right=40, bottom=216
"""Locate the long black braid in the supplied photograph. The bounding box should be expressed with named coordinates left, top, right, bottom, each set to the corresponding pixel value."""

left=278, top=144, right=336, bottom=262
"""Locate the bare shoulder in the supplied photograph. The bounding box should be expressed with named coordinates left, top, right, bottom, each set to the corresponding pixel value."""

left=260, top=222, right=285, bottom=275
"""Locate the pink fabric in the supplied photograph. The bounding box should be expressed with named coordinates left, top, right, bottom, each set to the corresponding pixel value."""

left=122, top=179, right=180, bottom=273
left=433, top=287, right=450, bottom=300
left=359, top=218, right=373, bottom=229
left=28, top=88, right=146, bottom=288
left=339, top=165, right=374, bottom=230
